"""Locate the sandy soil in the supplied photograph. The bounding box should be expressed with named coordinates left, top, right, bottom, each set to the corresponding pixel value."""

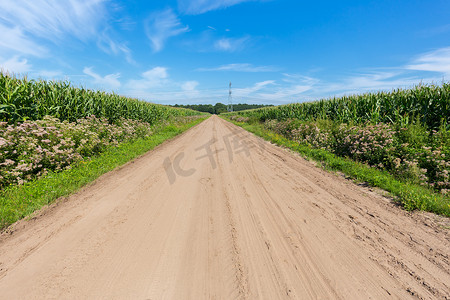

left=0, top=115, right=449, bottom=299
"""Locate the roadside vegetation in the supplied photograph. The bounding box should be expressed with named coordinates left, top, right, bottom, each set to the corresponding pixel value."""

left=223, top=83, right=450, bottom=216
left=0, top=72, right=207, bottom=229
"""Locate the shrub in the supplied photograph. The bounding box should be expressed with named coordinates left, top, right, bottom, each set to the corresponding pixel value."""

left=0, top=115, right=153, bottom=188
left=263, top=118, right=449, bottom=193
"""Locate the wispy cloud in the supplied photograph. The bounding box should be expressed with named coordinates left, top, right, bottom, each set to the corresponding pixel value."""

left=234, top=80, right=276, bottom=96
left=232, top=78, right=315, bottom=103
left=197, top=63, right=278, bottom=72
left=254, top=74, right=317, bottom=101
left=258, top=85, right=314, bottom=101
left=298, top=48, right=450, bottom=100
left=0, top=23, right=47, bottom=57
left=83, top=67, right=121, bottom=90
left=178, top=0, right=257, bottom=15
left=0, top=0, right=108, bottom=42
left=180, top=81, right=200, bottom=98
left=181, top=81, right=199, bottom=91
left=145, top=9, right=189, bottom=52
left=214, top=36, right=249, bottom=52
left=122, top=46, right=450, bottom=105
left=0, top=0, right=133, bottom=62
left=225, top=48, right=450, bottom=104
left=181, top=30, right=252, bottom=53
left=406, top=47, right=450, bottom=76
left=282, top=73, right=319, bottom=85
left=299, top=70, right=440, bottom=101
left=321, top=47, right=450, bottom=98
left=123, top=67, right=203, bottom=103
left=126, top=67, right=170, bottom=92
left=0, top=55, right=32, bottom=73
left=346, top=71, right=408, bottom=88
left=35, top=70, right=64, bottom=79
left=97, top=30, right=134, bottom=64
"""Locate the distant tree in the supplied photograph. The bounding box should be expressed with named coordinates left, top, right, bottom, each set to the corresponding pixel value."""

left=232, top=103, right=273, bottom=111
left=214, top=103, right=227, bottom=114
left=171, top=103, right=273, bottom=114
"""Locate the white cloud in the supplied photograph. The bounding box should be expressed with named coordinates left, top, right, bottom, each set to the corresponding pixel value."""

left=257, top=85, right=313, bottom=101
left=181, top=81, right=200, bottom=98
left=0, top=0, right=132, bottom=62
left=180, top=29, right=252, bottom=53
left=97, top=30, right=134, bottom=64
left=347, top=71, right=404, bottom=87
left=120, top=77, right=310, bottom=105
left=145, top=9, right=189, bottom=52
left=0, top=0, right=108, bottom=42
left=0, top=23, right=47, bottom=57
left=197, top=63, right=277, bottom=72
left=294, top=48, right=450, bottom=101
left=181, top=81, right=199, bottom=91
left=229, top=78, right=314, bottom=103
left=119, top=47, right=450, bottom=105
left=406, top=47, right=450, bottom=75
left=36, top=70, right=64, bottom=78
left=234, top=80, right=276, bottom=96
left=142, top=67, right=169, bottom=80
left=316, top=48, right=450, bottom=98
left=126, top=67, right=170, bottom=91
left=0, top=55, right=32, bottom=73
left=282, top=73, right=319, bottom=85
left=123, top=68, right=204, bottom=103
left=83, top=67, right=121, bottom=90
left=318, top=70, right=444, bottom=99
left=235, top=48, right=450, bottom=103
left=214, top=36, right=249, bottom=52
left=178, top=0, right=256, bottom=15
left=215, top=39, right=230, bottom=51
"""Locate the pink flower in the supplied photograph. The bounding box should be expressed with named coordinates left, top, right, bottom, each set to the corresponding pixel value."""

left=0, top=138, right=7, bottom=147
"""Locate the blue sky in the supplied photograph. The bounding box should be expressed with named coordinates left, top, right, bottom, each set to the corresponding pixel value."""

left=1, top=0, right=450, bottom=105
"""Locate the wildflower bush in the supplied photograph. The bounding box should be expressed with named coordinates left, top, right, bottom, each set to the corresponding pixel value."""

left=264, top=119, right=450, bottom=194
left=0, top=115, right=155, bottom=188
left=291, top=123, right=332, bottom=150
left=229, top=115, right=250, bottom=123
left=333, top=123, right=396, bottom=167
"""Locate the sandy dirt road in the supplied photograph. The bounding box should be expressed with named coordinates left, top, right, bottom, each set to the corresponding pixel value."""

left=0, top=115, right=449, bottom=299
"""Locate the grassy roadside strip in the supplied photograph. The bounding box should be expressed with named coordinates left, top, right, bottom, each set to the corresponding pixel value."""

left=222, top=117, right=450, bottom=217
left=0, top=116, right=208, bottom=230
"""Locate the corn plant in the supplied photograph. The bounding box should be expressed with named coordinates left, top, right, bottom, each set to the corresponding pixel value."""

left=0, top=72, right=200, bottom=125
left=228, top=83, right=450, bottom=131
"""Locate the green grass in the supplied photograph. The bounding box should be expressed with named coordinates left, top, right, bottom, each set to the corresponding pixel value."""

left=0, top=116, right=207, bottom=230
left=223, top=117, right=450, bottom=217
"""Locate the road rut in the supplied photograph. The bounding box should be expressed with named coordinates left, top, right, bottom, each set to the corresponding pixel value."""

left=0, top=115, right=449, bottom=299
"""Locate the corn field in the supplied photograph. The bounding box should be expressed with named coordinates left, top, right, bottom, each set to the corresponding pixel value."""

left=230, top=83, right=450, bottom=130
left=0, top=72, right=200, bottom=125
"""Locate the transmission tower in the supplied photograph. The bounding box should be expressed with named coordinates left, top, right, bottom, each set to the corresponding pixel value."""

left=227, top=82, right=233, bottom=112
